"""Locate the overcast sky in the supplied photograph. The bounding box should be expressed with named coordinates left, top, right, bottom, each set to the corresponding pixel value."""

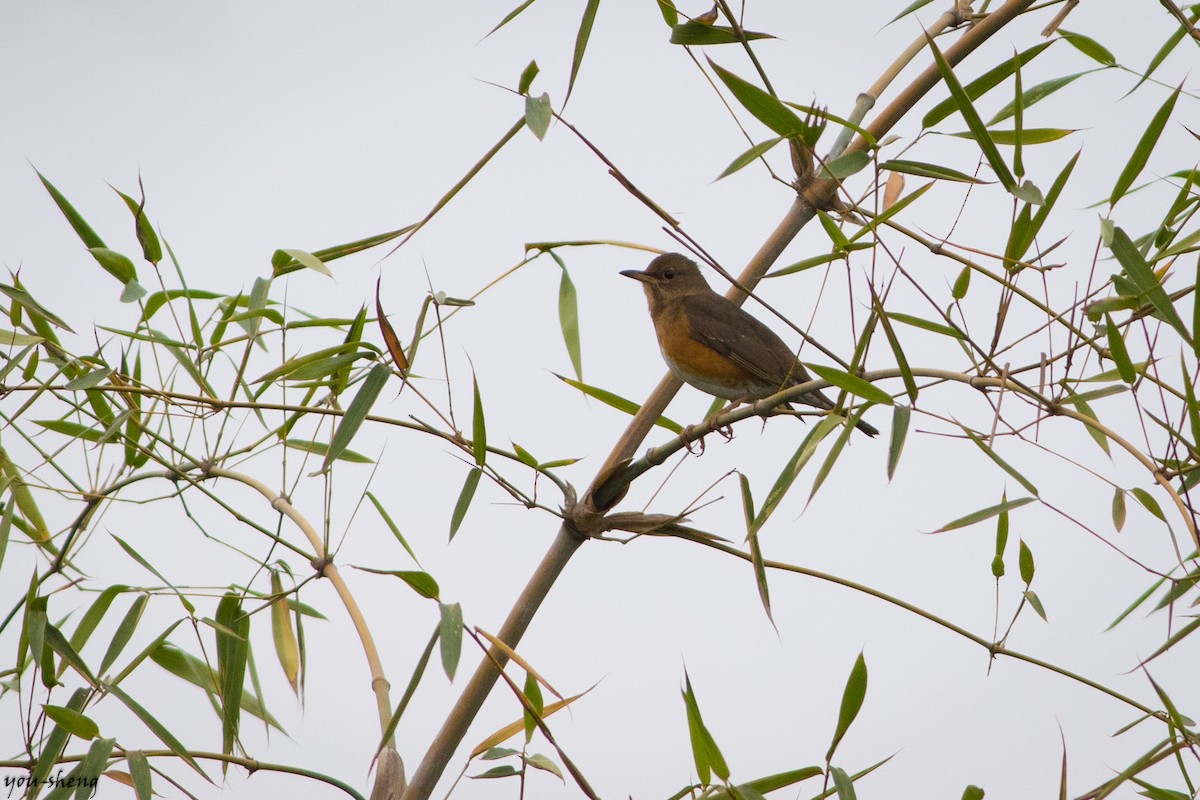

left=2, top=3, right=1197, bottom=799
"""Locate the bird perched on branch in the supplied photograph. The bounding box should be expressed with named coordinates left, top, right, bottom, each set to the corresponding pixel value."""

left=621, top=253, right=878, bottom=437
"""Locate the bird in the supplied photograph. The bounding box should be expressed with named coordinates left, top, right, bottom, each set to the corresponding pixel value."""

left=621, top=253, right=878, bottom=437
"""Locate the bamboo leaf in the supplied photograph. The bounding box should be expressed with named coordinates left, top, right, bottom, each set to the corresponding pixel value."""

left=98, top=594, right=148, bottom=677
left=887, top=405, right=911, bottom=481
left=959, top=425, right=1039, bottom=496
left=1105, top=314, right=1136, bottom=383
left=934, top=496, right=1035, bottom=533
left=923, top=41, right=1053, bottom=128
left=1110, top=227, right=1191, bottom=344
left=439, top=602, right=463, bottom=681
left=826, top=651, right=868, bottom=762
left=215, top=593, right=250, bottom=766
left=449, top=467, right=482, bottom=540
left=926, top=34, right=1015, bottom=192
left=717, top=137, right=783, bottom=180
left=269, top=572, right=300, bottom=695
left=565, top=0, right=600, bottom=104
left=877, top=159, right=985, bottom=184
left=554, top=373, right=682, bottom=432
left=105, top=683, right=210, bottom=779
left=1111, top=83, right=1181, bottom=206
left=709, top=59, right=812, bottom=139
left=36, top=170, right=105, bottom=247
left=42, top=704, right=99, bottom=740
left=366, top=491, right=421, bottom=565
left=670, top=22, right=774, bottom=45
left=525, top=92, right=552, bottom=140
left=322, top=363, right=389, bottom=472
left=682, top=670, right=729, bottom=784
left=1058, top=30, right=1116, bottom=67
left=989, top=71, right=1094, bottom=125
left=753, top=416, right=840, bottom=531
left=806, top=363, right=893, bottom=405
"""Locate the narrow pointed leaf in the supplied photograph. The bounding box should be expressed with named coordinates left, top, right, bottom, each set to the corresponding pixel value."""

left=806, top=363, right=893, bottom=405
left=107, top=682, right=209, bottom=779
left=826, top=651, right=868, bottom=762
left=439, top=602, right=463, bottom=681
left=565, top=0, right=599, bottom=104
left=926, top=34, right=1015, bottom=192
left=887, top=405, right=911, bottom=481
left=322, top=363, right=389, bottom=472
left=1111, top=83, right=1181, bottom=206
left=934, top=496, right=1035, bottom=532
left=709, top=59, right=810, bottom=138
left=555, top=373, right=682, bottom=432
left=923, top=41, right=1053, bottom=128
left=449, top=467, right=482, bottom=540
left=1110, top=227, right=1191, bottom=344
left=717, top=137, right=783, bottom=180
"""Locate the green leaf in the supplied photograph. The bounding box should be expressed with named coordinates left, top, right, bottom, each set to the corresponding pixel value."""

left=216, top=593, right=250, bottom=764
left=517, top=59, right=539, bottom=93
left=322, top=363, right=389, bottom=472
left=959, top=426, right=1039, bottom=496
left=31, top=688, right=90, bottom=792
left=709, top=59, right=812, bottom=139
left=923, top=41, right=1054, bottom=128
left=438, top=602, right=463, bottom=681
left=1131, top=487, right=1166, bottom=522
left=752, top=416, right=840, bottom=531
left=682, top=670, right=729, bottom=784
left=819, top=151, right=871, bottom=180
left=36, top=170, right=105, bottom=247
left=1110, top=226, right=1191, bottom=344
left=522, top=671, right=543, bottom=741
left=366, top=491, right=421, bottom=565
left=933, top=496, right=1035, bottom=533
left=1024, top=589, right=1048, bottom=621
left=826, top=651, right=868, bottom=762
left=1111, top=83, right=1181, bottom=206
left=99, top=593, right=148, bottom=676
left=471, top=373, right=487, bottom=466
left=565, top=0, right=599, bottom=104
left=806, top=363, right=893, bottom=405
left=830, top=766, right=857, bottom=800
left=926, top=34, right=1015, bottom=192
left=989, top=71, right=1094, bottom=125
left=747, top=527, right=773, bottom=625
left=1104, top=314, right=1136, bottom=383
left=42, top=704, right=99, bottom=740
left=105, top=682, right=209, bottom=779
left=1130, top=7, right=1198, bottom=94
left=551, top=252, right=583, bottom=381
left=113, top=184, right=163, bottom=265
left=525, top=92, right=552, bottom=140
left=1018, top=539, right=1035, bottom=584
left=357, top=567, right=440, bottom=600
left=0, top=283, right=75, bottom=332
left=275, top=248, right=331, bottom=276
left=962, top=784, right=986, bottom=800
left=34, top=419, right=104, bottom=443
left=887, top=405, right=911, bottom=481
left=555, top=373, right=682, bottom=433
left=952, top=266, right=971, bottom=299
left=993, top=498, right=1009, bottom=578
left=284, top=439, right=373, bottom=464
left=885, top=311, right=963, bottom=338
left=947, top=128, right=1075, bottom=145
left=449, top=467, right=482, bottom=540
left=670, top=22, right=774, bottom=45
left=1058, top=29, right=1116, bottom=67
left=525, top=752, right=562, bottom=779
left=85, top=247, right=138, bottom=289
left=878, top=159, right=984, bottom=184
left=1112, top=488, right=1126, bottom=532
left=127, top=750, right=152, bottom=800
left=717, top=137, right=784, bottom=180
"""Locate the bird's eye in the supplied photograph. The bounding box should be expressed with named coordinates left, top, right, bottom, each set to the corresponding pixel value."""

left=663, top=269, right=675, bottom=280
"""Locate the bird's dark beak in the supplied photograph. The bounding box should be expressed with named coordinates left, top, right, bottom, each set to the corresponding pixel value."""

left=620, top=269, right=653, bottom=284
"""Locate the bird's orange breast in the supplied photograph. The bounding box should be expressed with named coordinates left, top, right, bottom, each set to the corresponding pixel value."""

left=651, top=302, right=754, bottom=400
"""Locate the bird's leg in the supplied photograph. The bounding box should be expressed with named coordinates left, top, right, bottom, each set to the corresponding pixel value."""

left=703, top=402, right=737, bottom=441
left=681, top=424, right=706, bottom=455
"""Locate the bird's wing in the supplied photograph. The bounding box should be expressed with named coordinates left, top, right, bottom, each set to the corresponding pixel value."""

left=684, top=293, right=818, bottom=394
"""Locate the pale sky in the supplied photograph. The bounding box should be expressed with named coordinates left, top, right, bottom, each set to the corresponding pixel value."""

left=2, top=3, right=1197, bottom=799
